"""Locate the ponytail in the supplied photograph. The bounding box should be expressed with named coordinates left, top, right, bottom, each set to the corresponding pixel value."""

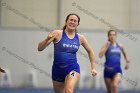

left=62, top=25, right=66, bottom=31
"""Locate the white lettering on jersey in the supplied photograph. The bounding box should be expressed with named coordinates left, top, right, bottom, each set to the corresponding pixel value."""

left=63, top=43, right=79, bottom=49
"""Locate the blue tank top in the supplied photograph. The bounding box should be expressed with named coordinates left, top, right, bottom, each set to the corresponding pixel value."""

left=105, top=43, right=121, bottom=67
left=53, top=31, right=80, bottom=66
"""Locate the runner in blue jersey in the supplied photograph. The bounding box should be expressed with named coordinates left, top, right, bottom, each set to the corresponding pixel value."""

left=38, top=13, right=97, bottom=93
left=99, top=30, right=130, bottom=93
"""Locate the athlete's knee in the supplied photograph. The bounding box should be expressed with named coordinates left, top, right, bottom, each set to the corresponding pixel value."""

left=65, top=86, right=74, bottom=93
left=112, top=82, right=119, bottom=89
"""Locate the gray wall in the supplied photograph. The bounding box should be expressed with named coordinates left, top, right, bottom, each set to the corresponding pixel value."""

left=1, top=0, right=140, bottom=30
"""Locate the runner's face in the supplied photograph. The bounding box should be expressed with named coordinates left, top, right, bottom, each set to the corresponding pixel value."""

left=108, top=31, right=116, bottom=42
left=66, top=15, right=79, bottom=31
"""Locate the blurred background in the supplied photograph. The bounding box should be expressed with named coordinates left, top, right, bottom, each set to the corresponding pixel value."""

left=0, top=0, right=140, bottom=93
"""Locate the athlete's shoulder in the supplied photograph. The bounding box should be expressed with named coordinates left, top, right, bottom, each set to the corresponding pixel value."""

left=51, top=30, right=63, bottom=36
left=77, top=33, right=87, bottom=44
left=77, top=33, right=85, bottom=39
left=53, top=30, right=63, bottom=34
left=117, top=43, right=124, bottom=50
left=117, top=43, right=123, bottom=47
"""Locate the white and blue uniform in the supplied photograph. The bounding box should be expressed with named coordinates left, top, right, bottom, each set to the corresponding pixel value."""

left=52, top=30, right=80, bottom=82
left=104, top=43, right=122, bottom=78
